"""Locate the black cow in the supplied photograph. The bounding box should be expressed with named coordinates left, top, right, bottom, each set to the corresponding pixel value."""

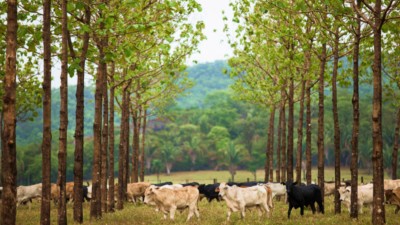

left=198, top=183, right=221, bottom=202
left=152, top=182, right=173, bottom=187
left=286, top=180, right=324, bottom=219
left=181, top=182, right=200, bottom=187
left=82, top=185, right=91, bottom=202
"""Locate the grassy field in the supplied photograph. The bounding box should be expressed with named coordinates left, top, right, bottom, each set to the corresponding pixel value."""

left=7, top=168, right=400, bottom=224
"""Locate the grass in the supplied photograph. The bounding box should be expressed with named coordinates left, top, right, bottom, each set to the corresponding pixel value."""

left=7, top=168, right=398, bottom=224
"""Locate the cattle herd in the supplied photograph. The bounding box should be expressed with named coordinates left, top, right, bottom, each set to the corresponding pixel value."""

left=2, top=179, right=400, bottom=221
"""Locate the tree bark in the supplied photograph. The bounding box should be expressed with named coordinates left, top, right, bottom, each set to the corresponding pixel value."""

left=317, top=42, right=327, bottom=199
left=73, top=1, right=91, bottom=222
left=305, top=77, right=312, bottom=185
left=295, top=79, right=305, bottom=184
left=331, top=24, right=341, bottom=214
left=58, top=0, right=69, bottom=222
left=101, top=68, right=109, bottom=212
left=140, top=108, right=147, bottom=181
left=265, top=106, right=275, bottom=182
left=90, top=47, right=105, bottom=220
left=350, top=1, right=361, bottom=217
left=2, top=1, right=18, bottom=224
left=280, top=89, right=287, bottom=182
left=41, top=0, right=52, bottom=223
left=287, top=74, right=294, bottom=181
left=107, top=62, right=116, bottom=212
left=392, top=108, right=400, bottom=179
left=131, top=104, right=141, bottom=183
left=371, top=1, right=385, bottom=223
left=276, top=100, right=283, bottom=183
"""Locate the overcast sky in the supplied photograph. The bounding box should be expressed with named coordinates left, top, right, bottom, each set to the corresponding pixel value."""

left=52, top=0, right=234, bottom=88
left=188, top=0, right=234, bottom=64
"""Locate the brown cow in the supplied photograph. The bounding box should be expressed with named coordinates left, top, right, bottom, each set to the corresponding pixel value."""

left=385, top=187, right=400, bottom=214
left=50, top=183, right=60, bottom=205
left=384, top=179, right=400, bottom=190
left=127, top=182, right=151, bottom=204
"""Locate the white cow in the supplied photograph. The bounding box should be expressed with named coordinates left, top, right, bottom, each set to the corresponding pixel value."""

left=266, top=182, right=287, bottom=201
left=338, top=183, right=373, bottom=214
left=143, top=185, right=200, bottom=221
left=217, top=182, right=271, bottom=221
left=144, top=184, right=184, bottom=209
left=17, top=183, right=42, bottom=209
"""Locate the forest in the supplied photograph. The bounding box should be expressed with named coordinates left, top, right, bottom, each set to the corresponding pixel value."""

left=1, top=0, right=400, bottom=225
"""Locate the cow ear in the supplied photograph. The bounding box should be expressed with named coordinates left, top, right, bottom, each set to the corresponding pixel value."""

left=215, top=187, right=220, bottom=192
left=224, top=187, right=228, bottom=190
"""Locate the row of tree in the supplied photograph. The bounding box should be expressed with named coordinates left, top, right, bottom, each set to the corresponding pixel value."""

left=225, top=0, right=399, bottom=224
left=1, top=0, right=204, bottom=224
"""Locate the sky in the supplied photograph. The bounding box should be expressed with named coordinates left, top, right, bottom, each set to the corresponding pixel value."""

left=188, top=0, right=235, bottom=64
left=52, top=0, right=235, bottom=88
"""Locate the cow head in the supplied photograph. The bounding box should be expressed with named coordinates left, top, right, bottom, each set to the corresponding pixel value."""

left=143, top=186, right=159, bottom=205
left=217, top=183, right=229, bottom=198
left=338, top=186, right=350, bottom=202
left=285, top=180, right=297, bottom=195
left=385, top=189, right=394, bottom=204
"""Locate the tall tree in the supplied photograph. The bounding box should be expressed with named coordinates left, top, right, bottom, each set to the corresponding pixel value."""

left=57, top=0, right=69, bottom=223
left=351, top=1, right=398, bottom=223
left=70, top=0, right=91, bottom=222
left=101, top=66, right=109, bottom=212
left=350, top=0, right=361, bottom=218
left=41, top=0, right=52, bottom=223
left=1, top=0, right=18, bottom=224
left=392, top=109, right=400, bottom=179
left=107, top=62, right=116, bottom=212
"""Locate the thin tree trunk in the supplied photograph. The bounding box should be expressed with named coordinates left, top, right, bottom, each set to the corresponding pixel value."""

left=131, top=104, right=140, bottom=183
left=58, top=0, right=69, bottom=222
left=287, top=74, right=294, bottom=181
left=101, top=70, right=109, bottom=212
left=371, top=1, right=385, bottom=223
left=108, top=63, right=115, bottom=212
left=41, top=0, right=51, bottom=223
left=269, top=106, right=275, bottom=182
left=317, top=42, right=327, bottom=199
left=392, top=108, right=400, bottom=179
left=124, top=94, right=130, bottom=191
left=350, top=1, right=361, bottom=217
left=281, top=90, right=287, bottom=182
left=277, top=101, right=283, bottom=183
left=295, top=79, right=305, bottom=184
left=265, top=106, right=275, bottom=182
left=306, top=77, right=312, bottom=185
left=72, top=1, right=90, bottom=222
left=140, top=108, right=147, bottom=181
left=1, top=1, right=18, bottom=224
left=90, top=50, right=105, bottom=220
left=332, top=24, right=341, bottom=214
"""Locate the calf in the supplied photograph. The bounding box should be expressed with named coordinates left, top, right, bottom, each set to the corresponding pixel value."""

left=144, top=185, right=200, bottom=221
left=198, top=183, right=221, bottom=202
left=338, top=183, right=373, bottom=214
left=17, top=183, right=42, bottom=209
left=285, top=180, right=324, bottom=219
left=127, top=182, right=151, bottom=204
left=324, top=181, right=345, bottom=196
left=385, top=187, right=400, bottom=214
left=217, top=182, right=270, bottom=221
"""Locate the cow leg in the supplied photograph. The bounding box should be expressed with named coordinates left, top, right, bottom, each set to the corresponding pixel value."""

left=318, top=200, right=325, bottom=214
left=170, top=206, right=177, bottom=220
left=226, top=208, right=232, bottom=221
left=310, top=203, right=316, bottom=214
left=288, top=204, right=293, bottom=219
left=395, top=205, right=400, bottom=214
left=240, top=205, right=246, bottom=219
left=300, top=206, right=304, bottom=216
left=186, top=208, right=194, bottom=221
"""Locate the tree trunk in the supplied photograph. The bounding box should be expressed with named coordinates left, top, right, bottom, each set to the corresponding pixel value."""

left=117, top=81, right=130, bottom=210
left=392, top=108, right=400, bottom=180
left=140, top=108, right=147, bottom=181
left=73, top=1, right=90, bottom=222
left=350, top=2, right=361, bottom=217
left=108, top=62, right=115, bottom=212
left=317, top=42, right=327, bottom=199
left=41, top=0, right=51, bottom=223
left=269, top=106, right=275, bottom=182
left=371, top=1, right=385, bottom=223
left=101, top=68, right=109, bottom=213
left=280, top=90, right=287, bottom=182
left=58, top=0, right=69, bottom=222
left=90, top=48, right=105, bottom=220
left=131, top=104, right=140, bottom=183
left=124, top=95, right=130, bottom=191
left=295, top=79, right=305, bottom=184
left=276, top=100, right=283, bottom=183
left=287, top=75, right=294, bottom=181
left=332, top=24, right=341, bottom=214
left=2, top=1, right=18, bottom=224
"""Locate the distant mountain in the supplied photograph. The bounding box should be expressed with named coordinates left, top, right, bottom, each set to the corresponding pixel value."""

left=177, top=60, right=232, bottom=108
